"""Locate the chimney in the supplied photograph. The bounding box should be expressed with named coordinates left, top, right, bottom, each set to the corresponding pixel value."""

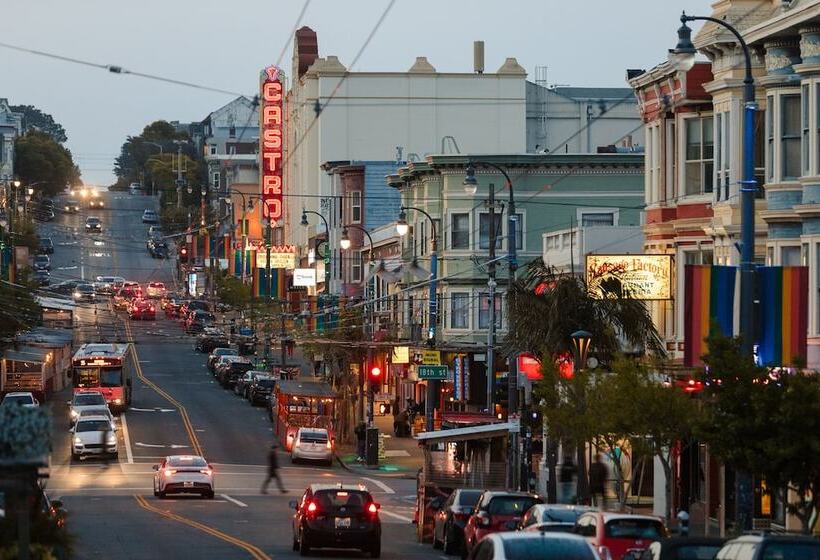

left=474, top=41, right=485, bottom=74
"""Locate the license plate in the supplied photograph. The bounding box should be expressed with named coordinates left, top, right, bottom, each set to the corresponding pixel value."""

left=335, top=517, right=351, bottom=529
left=183, top=481, right=193, bottom=488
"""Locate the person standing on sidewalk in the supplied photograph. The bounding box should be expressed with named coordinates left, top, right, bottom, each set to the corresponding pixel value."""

left=261, top=443, right=287, bottom=494
left=355, top=421, right=367, bottom=462
left=589, top=453, right=608, bottom=508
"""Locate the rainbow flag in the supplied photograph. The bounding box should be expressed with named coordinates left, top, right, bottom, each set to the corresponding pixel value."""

left=758, top=266, right=808, bottom=367
left=684, top=265, right=737, bottom=367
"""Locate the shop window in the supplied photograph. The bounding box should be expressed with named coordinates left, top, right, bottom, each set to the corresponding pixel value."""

left=685, top=116, right=714, bottom=195
left=782, top=94, right=801, bottom=179
left=450, top=292, right=470, bottom=329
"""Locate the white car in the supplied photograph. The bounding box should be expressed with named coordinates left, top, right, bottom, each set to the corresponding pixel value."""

left=1, top=392, right=39, bottom=408
left=142, top=209, right=158, bottom=224
left=291, top=428, right=333, bottom=466
left=78, top=406, right=116, bottom=430
left=153, top=455, right=215, bottom=499
left=68, top=391, right=108, bottom=422
left=70, top=414, right=118, bottom=460
left=145, top=282, right=166, bottom=299
left=467, top=532, right=601, bottom=560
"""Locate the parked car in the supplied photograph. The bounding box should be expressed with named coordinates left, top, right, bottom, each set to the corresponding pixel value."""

left=290, top=483, right=381, bottom=557
left=33, top=253, right=51, bottom=271
left=714, top=533, right=820, bottom=560
left=462, top=491, right=544, bottom=558
left=147, top=238, right=168, bottom=258
left=195, top=329, right=230, bottom=353
left=433, top=488, right=483, bottom=554
left=64, top=199, right=80, bottom=213
left=152, top=455, right=214, bottom=499
left=33, top=269, right=50, bottom=286
left=234, top=370, right=260, bottom=398
left=638, top=537, right=725, bottom=560
left=468, top=532, right=601, bottom=560
left=85, top=216, right=102, bottom=232
left=145, top=281, right=166, bottom=299
left=186, top=310, right=216, bottom=333
left=38, top=236, right=54, bottom=254
left=520, top=504, right=596, bottom=533
left=575, top=512, right=667, bottom=560
left=179, top=299, right=211, bottom=319
left=73, top=282, right=96, bottom=302
left=70, top=414, right=117, bottom=460
left=208, top=347, right=238, bottom=373
left=142, top=209, right=158, bottom=223
left=248, top=375, right=276, bottom=406
left=1, top=392, right=40, bottom=408
left=216, top=356, right=253, bottom=388
left=129, top=298, right=156, bottom=320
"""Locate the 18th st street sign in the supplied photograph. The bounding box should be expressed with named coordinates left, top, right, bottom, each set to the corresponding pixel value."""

left=418, top=365, right=448, bottom=380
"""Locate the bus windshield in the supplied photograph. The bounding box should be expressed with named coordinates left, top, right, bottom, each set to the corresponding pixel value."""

left=76, top=367, right=123, bottom=388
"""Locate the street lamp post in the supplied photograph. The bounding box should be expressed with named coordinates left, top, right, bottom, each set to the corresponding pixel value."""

left=341, top=224, right=375, bottom=428
left=570, top=329, right=593, bottom=504
left=397, top=206, right=438, bottom=432
left=464, top=161, right=522, bottom=490
left=301, top=209, right=332, bottom=332
left=669, top=12, right=756, bottom=531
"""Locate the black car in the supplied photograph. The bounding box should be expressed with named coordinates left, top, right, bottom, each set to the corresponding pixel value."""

left=33, top=254, right=51, bottom=271
left=195, top=330, right=231, bottom=353
left=216, top=358, right=253, bottom=388
left=432, top=488, right=483, bottom=555
left=248, top=376, right=276, bottom=406
left=64, top=199, right=80, bottom=213
left=85, top=217, right=102, bottom=232
left=713, top=534, right=820, bottom=560
left=638, top=537, right=726, bottom=560
left=50, top=280, right=82, bottom=295
left=38, top=236, right=54, bottom=254
left=207, top=347, right=238, bottom=373
left=291, top=484, right=381, bottom=558
left=147, top=238, right=169, bottom=259
left=186, top=310, right=216, bottom=333
left=33, top=269, right=50, bottom=286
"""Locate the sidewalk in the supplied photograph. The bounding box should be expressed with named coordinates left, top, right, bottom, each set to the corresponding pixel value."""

left=336, top=414, right=423, bottom=479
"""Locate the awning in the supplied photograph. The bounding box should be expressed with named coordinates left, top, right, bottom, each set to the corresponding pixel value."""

left=36, top=296, right=75, bottom=312
left=414, top=422, right=517, bottom=443
left=276, top=379, right=337, bottom=399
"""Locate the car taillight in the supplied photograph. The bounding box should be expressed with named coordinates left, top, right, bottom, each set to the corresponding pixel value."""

left=150, top=306, right=155, bottom=311
left=293, top=440, right=300, bottom=448
left=326, top=440, right=332, bottom=450
left=164, top=469, right=176, bottom=476
left=306, top=501, right=318, bottom=514
left=367, top=502, right=380, bottom=514
left=199, top=468, right=212, bottom=476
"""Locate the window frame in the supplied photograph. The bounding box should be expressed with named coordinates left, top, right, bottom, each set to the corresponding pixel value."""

left=477, top=291, right=503, bottom=330
left=212, top=171, right=220, bottom=189
left=450, top=212, right=470, bottom=250
left=351, top=191, right=362, bottom=224
left=449, top=291, right=471, bottom=330
left=577, top=207, right=619, bottom=228
left=683, top=114, right=714, bottom=196
left=478, top=212, right=503, bottom=251
left=781, top=92, right=802, bottom=180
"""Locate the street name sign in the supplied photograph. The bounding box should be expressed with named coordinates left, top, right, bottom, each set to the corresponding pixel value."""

left=418, top=365, right=448, bottom=380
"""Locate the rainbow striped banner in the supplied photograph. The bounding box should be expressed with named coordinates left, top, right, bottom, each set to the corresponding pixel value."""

left=684, top=265, right=737, bottom=367
left=758, top=266, right=808, bottom=367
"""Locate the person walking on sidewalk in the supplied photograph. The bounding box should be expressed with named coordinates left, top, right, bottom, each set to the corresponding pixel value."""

left=261, top=443, right=287, bottom=494
left=355, top=421, right=367, bottom=462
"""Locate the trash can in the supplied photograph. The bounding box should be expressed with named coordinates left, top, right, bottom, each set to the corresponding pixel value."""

left=366, top=427, right=379, bottom=467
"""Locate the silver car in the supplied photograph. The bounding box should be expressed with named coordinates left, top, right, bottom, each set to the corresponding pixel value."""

left=153, top=455, right=215, bottom=499
left=70, top=415, right=118, bottom=460
left=291, top=428, right=333, bottom=466
left=68, top=391, right=108, bottom=422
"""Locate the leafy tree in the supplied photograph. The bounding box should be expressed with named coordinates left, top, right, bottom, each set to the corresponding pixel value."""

left=14, top=131, right=81, bottom=197
left=9, top=104, right=67, bottom=143
left=215, top=272, right=251, bottom=309
left=699, top=333, right=820, bottom=533
left=113, top=120, right=199, bottom=189
left=0, top=269, right=41, bottom=339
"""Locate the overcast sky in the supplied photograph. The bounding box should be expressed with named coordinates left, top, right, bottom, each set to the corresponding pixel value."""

left=1, top=0, right=711, bottom=185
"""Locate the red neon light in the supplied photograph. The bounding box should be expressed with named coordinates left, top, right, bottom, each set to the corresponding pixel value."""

left=260, top=65, right=284, bottom=223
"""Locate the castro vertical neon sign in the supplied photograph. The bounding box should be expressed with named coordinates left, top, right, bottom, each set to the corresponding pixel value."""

left=260, top=65, right=284, bottom=223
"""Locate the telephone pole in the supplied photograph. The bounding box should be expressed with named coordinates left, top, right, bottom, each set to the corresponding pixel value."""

left=174, top=146, right=185, bottom=208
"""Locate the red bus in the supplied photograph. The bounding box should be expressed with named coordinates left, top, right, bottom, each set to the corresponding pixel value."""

left=71, top=343, right=135, bottom=412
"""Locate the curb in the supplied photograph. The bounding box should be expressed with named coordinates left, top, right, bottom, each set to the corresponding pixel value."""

left=334, top=453, right=418, bottom=480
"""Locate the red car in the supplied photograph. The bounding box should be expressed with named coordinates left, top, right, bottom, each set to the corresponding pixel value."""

left=575, top=511, right=666, bottom=560
left=461, top=491, right=543, bottom=558
left=129, top=298, right=156, bottom=320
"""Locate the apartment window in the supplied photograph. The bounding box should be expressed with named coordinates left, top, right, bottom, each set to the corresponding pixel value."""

left=229, top=124, right=236, bottom=138
left=450, top=214, right=470, bottom=249
left=781, top=245, right=801, bottom=266
left=767, top=95, right=775, bottom=182
left=212, top=172, right=220, bottom=189
left=715, top=113, right=722, bottom=200
left=715, top=112, right=731, bottom=201
left=229, top=145, right=236, bottom=155
left=782, top=93, right=801, bottom=179
left=352, top=252, right=362, bottom=283
left=209, top=144, right=217, bottom=155
left=479, top=213, right=503, bottom=250
left=510, top=213, right=524, bottom=250
left=351, top=191, right=361, bottom=224
left=666, top=121, right=677, bottom=202
left=581, top=212, right=614, bottom=227
left=450, top=292, right=470, bottom=329
left=478, top=292, right=502, bottom=329
left=803, top=84, right=810, bottom=175
left=685, top=116, right=714, bottom=195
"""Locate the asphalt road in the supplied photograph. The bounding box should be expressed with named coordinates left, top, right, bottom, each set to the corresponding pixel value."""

left=37, top=191, right=438, bottom=560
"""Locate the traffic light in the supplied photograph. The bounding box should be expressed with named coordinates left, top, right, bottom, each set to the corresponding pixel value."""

left=179, top=246, right=188, bottom=263
left=368, top=363, right=382, bottom=388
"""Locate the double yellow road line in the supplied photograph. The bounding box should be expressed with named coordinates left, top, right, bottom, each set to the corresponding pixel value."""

left=124, top=320, right=203, bottom=457
left=134, top=495, right=270, bottom=559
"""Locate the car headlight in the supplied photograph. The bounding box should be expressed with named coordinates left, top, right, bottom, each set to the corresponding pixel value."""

left=114, top=398, right=122, bottom=404
left=74, top=436, right=82, bottom=444
left=65, top=206, right=70, bottom=211
left=106, top=434, right=117, bottom=444
left=70, top=410, right=78, bottom=419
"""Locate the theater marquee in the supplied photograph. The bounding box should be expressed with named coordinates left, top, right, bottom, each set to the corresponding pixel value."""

left=586, top=254, right=672, bottom=300
left=260, top=65, right=284, bottom=224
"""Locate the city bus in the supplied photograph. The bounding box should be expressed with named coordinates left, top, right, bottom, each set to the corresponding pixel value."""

left=71, top=343, right=136, bottom=413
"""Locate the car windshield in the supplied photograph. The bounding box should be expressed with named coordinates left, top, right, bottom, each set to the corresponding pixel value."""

left=604, top=519, right=664, bottom=540
left=487, top=496, right=539, bottom=516
left=257, top=379, right=275, bottom=388
left=541, top=508, right=583, bottom=523
left=149, top=283, right=164, bottom=288
left=168, top=456, right=207, bottom=468
left=4, top=395, right=33, bottom=405
left=760, top=542, right=820, bottom=560
left=35, top=256, right=48, bottom=262
left=81, top=408, right=110, bottom=417
left=313, top=490, right=371, bottom=513
left=457, top=490, right=483, bottom=506
left=502, top=538, right=595, bottom=560
left=299, top=431, right=328, bottom=443
left=213, top=348, right=236, bottom=356
left=78, top=285, right=94, bottom=292
left=74, top=394, right=106, bottom=406
left=672, top=545, right=724, bottom=559
left=76, top=420, right=111, bottom=432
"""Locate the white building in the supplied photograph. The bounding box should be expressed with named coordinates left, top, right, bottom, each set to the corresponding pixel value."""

left=0, top=99, right=22, bottom=184
left=284, top=27, right=528, bottom=255
left=542, top=224, right=644, bottom=274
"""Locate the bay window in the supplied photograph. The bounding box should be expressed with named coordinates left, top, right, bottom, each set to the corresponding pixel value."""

left=450, top=292, right=470, bottom=329
left=782, top=93, right=801, bottom=180
left=684, top=116, right=714, bottom=195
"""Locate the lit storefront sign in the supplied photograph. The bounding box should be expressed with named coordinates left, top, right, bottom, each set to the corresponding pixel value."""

left=293, top=268, right=316, bottom=287
left=586, top=254, right=672, bottom=300
left=260, top=65, right=284, bottom=224
left=254, top=245, right=297, bottom=269
left=391, top=346, right=409, bottom=364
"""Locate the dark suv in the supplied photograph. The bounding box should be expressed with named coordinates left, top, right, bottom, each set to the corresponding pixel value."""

left=290, top=484, right=381, bottom=557
left=216, top=357, right=253, bottom=388
left=715, top=533, right=820, bottom=560
left=248, top=375, right=275, bottom=406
